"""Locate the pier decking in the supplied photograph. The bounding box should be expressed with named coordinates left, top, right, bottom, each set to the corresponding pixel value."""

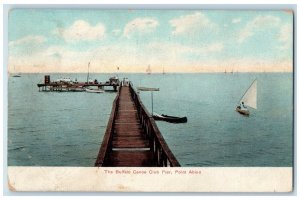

left=95, top=83, right=180, bottom=167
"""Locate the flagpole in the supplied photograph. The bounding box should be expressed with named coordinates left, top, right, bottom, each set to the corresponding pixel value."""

left=136, top=87, right=159, bottom=116
left=87, top=62, right=90, bottom=83
left=151, top=91, right=153, bottom=116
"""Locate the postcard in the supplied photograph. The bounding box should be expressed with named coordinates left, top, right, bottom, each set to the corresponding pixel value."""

left=6, top=8, right=293, bottom=192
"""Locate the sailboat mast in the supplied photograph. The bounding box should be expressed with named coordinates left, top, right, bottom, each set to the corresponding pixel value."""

left=87, top=62, right=90, bottom=83
left=146, top=65, right=151, bottom=74
left=238, top=79, right=257, bottom=103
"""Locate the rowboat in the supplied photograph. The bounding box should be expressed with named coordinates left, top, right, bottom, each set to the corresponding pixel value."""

left=153, top=113, right=187, bottom=123
left=85, top=88, right=104, bottom=93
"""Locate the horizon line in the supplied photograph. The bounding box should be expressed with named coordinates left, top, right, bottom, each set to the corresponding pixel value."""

left=8, top=71, right=293, bottom=74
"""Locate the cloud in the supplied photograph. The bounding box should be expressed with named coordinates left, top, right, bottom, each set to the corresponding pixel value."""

left=9, top=40, right=292, bottom=73
left=232, top=18, right=241, bottom=24
left=278, top=23, right=293, bottom=50
left=225, top=58, right=292, bottom=72
left=9, top=35, right=46, bottom=47
left=123, top=18, right=159, bottom=38
left=278, top=24, right=292, bottom=42
left=9, top=43, right=292, bottom=73
left=169, top=12, right=217, bottom=36
left=237, top=15, right=281, bottom=43
left=9, top=45, right=93, bottom=73
left=145, top=41, right=223, bottom=61
left=55, top=20, right=106, bottom=42
left=204, top=42, right=224, bottom=52
left=8, top=40, right=224, bottom=73
left=9, top=35, right=47, bottom=56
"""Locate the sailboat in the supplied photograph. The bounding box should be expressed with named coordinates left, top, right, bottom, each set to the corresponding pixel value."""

left=146, top=65, right=151, bottom=75
left=236, top=79, right=257, bottom=116
left=12, top=65, right=21, bottom=77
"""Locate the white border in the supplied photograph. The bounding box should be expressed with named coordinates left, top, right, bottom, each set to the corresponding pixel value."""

left=1, top=1, right=298, bottom=199
left=7, top=167, right=293, bottom=192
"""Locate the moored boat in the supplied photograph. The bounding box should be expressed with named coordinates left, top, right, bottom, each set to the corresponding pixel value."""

left=153, top=113, right=187, bottom=123
left=85, top=87, right=104, bottom=93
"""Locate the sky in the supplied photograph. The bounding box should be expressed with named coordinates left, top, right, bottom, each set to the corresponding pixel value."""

left=8, top=9, right=293, bottom=73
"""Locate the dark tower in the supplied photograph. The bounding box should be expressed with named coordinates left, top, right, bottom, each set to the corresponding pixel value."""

left=44, top=75, right=50, bottom=84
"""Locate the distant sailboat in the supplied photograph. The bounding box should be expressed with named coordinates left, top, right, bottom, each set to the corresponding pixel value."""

left=236, top=79, right=257, bottom=116
left=163, top=67, right=166, bottom=75
left=146, top=65, right=151, bottom=75
left=12, top=74, right=21, bottom=77
left=12, top=65, right=21, bottom=77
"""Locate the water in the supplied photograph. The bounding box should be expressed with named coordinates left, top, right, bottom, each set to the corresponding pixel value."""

left=8, top=73, right=293, bottom=167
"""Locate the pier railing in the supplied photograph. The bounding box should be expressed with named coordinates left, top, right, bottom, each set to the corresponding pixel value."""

left=94, top=89, right=120, bottom=166
left=129, top=83, right=180, bottom=167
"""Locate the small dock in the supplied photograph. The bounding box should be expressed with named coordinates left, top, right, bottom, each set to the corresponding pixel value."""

left=95, top=82, right=180, bottom=167
left=37, top=75, right=119, bottom=92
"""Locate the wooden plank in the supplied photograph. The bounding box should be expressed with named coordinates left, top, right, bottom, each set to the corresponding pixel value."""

left=116, top=114, right=139, bottom=117
left=114, top=131, right=145, bottom=137
left=114, top=129, right=143, bottom=134
left=117, top=110, right=137, bottom=112
left=115, top=119, right=139, bottom=123
left=115, top=123, right=141, bottom=127
left=106, top=151, right=154, bottom=167
left=114, top=122, right=140, bottom=125
left=112, top=138, right=149, bottom=148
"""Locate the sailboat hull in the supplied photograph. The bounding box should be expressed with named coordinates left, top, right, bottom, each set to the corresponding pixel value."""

left=12, top=75, right=21, bottom=77
left=236, top=107, right=249, bottom=116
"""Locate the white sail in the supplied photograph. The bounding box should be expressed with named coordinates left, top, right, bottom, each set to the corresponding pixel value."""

left=146, top=65, right=151, bottom=74
left=239, top=80, right=257, bottom=109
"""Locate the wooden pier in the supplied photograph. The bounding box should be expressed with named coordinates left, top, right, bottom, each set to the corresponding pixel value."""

left=95, top=83, right=180, bottom=167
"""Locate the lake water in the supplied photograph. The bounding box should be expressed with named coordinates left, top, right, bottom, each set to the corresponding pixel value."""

left=7, top=73, right=293, bottom=167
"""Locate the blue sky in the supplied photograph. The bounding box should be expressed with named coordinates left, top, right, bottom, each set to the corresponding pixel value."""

left=8, top=9, right=293, bottom=73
